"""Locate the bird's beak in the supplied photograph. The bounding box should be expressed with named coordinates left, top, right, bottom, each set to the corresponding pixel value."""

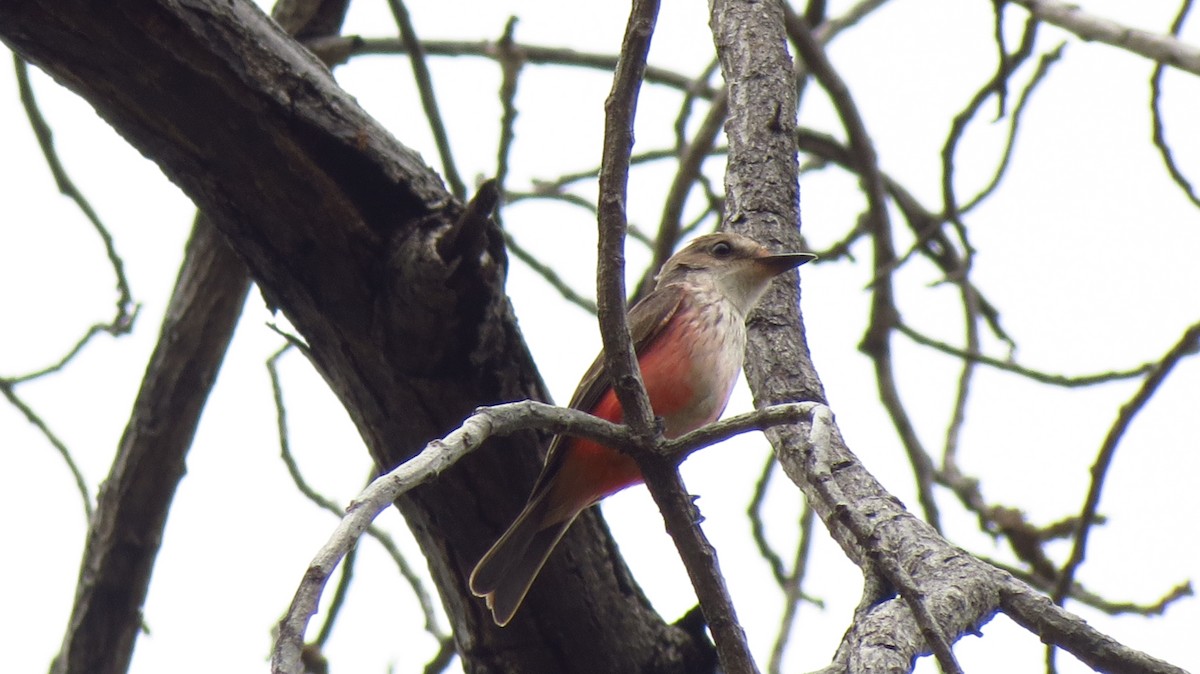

left=756, top=252, right=817, bottom=275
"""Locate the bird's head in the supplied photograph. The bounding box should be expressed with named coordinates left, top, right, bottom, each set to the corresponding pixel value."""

left=655, top=232, right=816, bottom=314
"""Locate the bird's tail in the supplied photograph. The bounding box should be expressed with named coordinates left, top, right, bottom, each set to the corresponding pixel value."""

left=469, top=489, right=577, bottom=626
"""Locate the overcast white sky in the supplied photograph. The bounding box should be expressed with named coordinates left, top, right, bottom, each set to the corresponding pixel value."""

left=1, top=1, right=1198, bottom=673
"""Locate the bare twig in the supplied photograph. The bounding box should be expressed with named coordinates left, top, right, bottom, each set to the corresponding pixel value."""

left=821, top=0, right=893, bottom=39
left=384, top=0, right=465, bottom=199
left=636, top=87, right=729, bottom=300
left=595, top=0, right=658, bottom=435
left=267, top=345, right=445, bottom=640
left=502, top=231, right=598, bottom=314
left=986, top=556, right=1192, bottom=617
left=661, top=402, right=818, bottom=458
left=307, top=36, right=720, bottom=98
left=941, top=278, right=980, bottom=471
left=671, top=58, right=720, bottom=153
left=0, top=380, right=92, bottom=519
left=767, top=499, right=817, bottom=674
left=1149, top=0, right=1200, bottom=209
left=536, top=147, right=682, bottom=191
left=271, top=399, right=817, bottom=673
left=941, top=17, right=1038, bottom=227
left=959, top=43, right=1066, bottom=215
left=13, top=55, right=136, bottom=333
left=5, top=325, right=117, bottom=384
left=1008, top=0, right=1200, bottom=76
left=749, top=456, right=788, bottom=585
left=896, top=321, right=1153, bottom=387
left=1053, top=319, right=1200, bottom=603
left=494, top=17, right=520, bottom=192
left=787, top=11, right=943, bottom=531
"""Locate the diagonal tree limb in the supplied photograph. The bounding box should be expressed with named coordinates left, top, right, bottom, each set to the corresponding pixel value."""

left=594, top=0, right=760, bottom=670
left=50, top=216, right=251, bottom=674
left=708, top=1, right=1191, bottom=673
left=1008, top=0, right=1200, bottom=76
left=46, top=3, right=351, bottom=671
left=0, top=0, right=716, bottom=670
left=595, top=0, right=658, bottom=438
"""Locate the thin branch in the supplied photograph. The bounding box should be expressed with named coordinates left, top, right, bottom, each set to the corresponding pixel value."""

left=506, top=187, right=596, bottom=212
left=767, top=499, right=817, bottom=674
left=13, top=55, right=136, bottom=333
left=941, top=277, right=980, bottom=472
left=749, top=456, right=788, bottom=585
left=267, top=345, right=445, bottom=640
left=493, top=17, right=521, bottom=193
left=1053, top=319, right=1200, bottom=603
left=990, top=0, right=1011, bottom=115
left=5, top=324, right=116, bottom=384
left=0, top=379, right=92, bottom=519
left=661, top=402, right=818, bottom=458
left=786, top=11, right=943, bottom=531
left=959, top=42, right=1066, bottom=215
left=536, top=147, right=682, bottom=191
left=595, top=0, right=658, bottom=435
left=271, top=399, right=815, bottom=673
left=1008, top=0, right=1200, bottom=76
left=502, top=231, right=598, bottom=314
left=640, top=458, right=758, bottom=671
left=896, top=321, right=1154, bottom=386
left=384, top=0, right=465, bottom=199
left=821, top=0, right=893, bottom=39
left=307, top=36, right=720, bottom=98
left=636, top=87, right=729, bottom=301
left=671, top=58, right=720, bottom=153
left=985, top=556, right=1192, bottom=617
left=1149, top=0, right=1200, bottom=209
left=941, top=17, right=1039, bottom=227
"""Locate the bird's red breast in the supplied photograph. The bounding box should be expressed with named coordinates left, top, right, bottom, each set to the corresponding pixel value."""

left=545, top=296, right=744, bottom=517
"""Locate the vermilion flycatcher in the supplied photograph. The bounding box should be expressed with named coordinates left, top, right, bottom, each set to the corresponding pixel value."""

left=469, top=232, right=815, bottom=626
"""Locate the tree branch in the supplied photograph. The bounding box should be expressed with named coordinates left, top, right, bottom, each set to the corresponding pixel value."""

left=0, top=0, right=711, bottom=669
left=273, top=399, right=817, bottom=673
left=596, top=0, right=659, bottom=437
left=1008, top=0, right=1200, bottom=76
left=1053, top=319, right=1200, bottom=603
left=50, top=216, right=250, bottom=674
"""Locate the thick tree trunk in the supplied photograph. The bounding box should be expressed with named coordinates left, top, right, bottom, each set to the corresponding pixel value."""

left=0, top=0, right=712, bottom=671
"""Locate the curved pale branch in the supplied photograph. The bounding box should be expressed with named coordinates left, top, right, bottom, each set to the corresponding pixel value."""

left=1009, top=0, right=1200, bottom=75
left=272, top=399, right=820, bottom=673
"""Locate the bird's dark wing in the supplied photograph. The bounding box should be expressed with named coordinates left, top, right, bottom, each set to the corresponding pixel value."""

left=529, top=284, right=687, bottom=495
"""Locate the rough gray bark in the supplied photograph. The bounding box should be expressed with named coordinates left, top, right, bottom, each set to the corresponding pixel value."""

left=710, top=2, right=1189, bottom=673
left=0, top=0, right=712, bottom=671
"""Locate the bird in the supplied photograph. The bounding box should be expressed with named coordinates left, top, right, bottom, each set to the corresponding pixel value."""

left=469, top=231, right=815, bottom=626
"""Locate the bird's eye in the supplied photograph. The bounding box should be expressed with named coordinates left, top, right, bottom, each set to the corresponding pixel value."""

left=710, top=241, right=733, bottom=257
